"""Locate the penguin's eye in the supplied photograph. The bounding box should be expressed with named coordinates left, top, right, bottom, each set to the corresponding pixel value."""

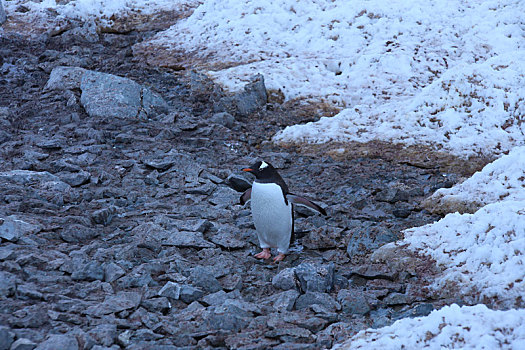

left=259, top=161, right=269, bottom=170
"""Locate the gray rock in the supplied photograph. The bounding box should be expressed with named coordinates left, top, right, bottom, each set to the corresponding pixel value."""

left=141, top=297, right=170, bottom=313
left=208, top=186, right=239, bottom=207
left=217, top=74, right=267, bottom=117
left=91, top=206, right=117, bottom=226
left=272, top=268, right=298, bottom=291
left=0, top=216, right=40, bottom=242
left=225, top=173, right=251, bottom=192
left=295, top=262, right=335, bottom=293
left=0, top=326, right=14, bottom=350
left=0, top=271, right=16, bottom=298
left=347, top=222, right=397, bottom=257
left=392, top=303, right=434, bottom=321
left=80, top=70, right=168, bottom=120
left=71, top=261, right=104, bottom=281
left=273, top=290, right=299, bottom=311
left=201, top=290, right=229, bottom=306
left=179, top=285, right=204, bottom=304
left=45, top=66, right=87, bottom=91
left=60, top=224, right=99, bottom=243
left=211, top=112, right=235, bottom=128
left=294, top=292, right=340, bottom=312
left=337, top=289, right=371, bottom=315
left=35, top=334, right=78, bottom=350
left=17, top=283, right=43, bottom=300
left=36, top=137, right=66, bottom=150
left=162, top=230, right=215, bottom=249
left=0, top=170, right=58, bottom=185
left=158, top=281, right=181, bottom=300
left=103, top=262, right=125, bottom=283
left=209, top=227, right=246, bottom=249
left=11, top=305, right=49, bottom=328
left=302, top=226, right=343, bottom=250
left=58, top=171, right=91, bottom=187
left=0, top=1, right=6, bottom=26
left=190, top=266, right=222, bottom=293
left=87, top=324, right=117, bottom=347
left=10, top=338, right=37, bottom=350
left=84, top=291, right=141, bottom=316
left=383, top=292, right=415, bottom=306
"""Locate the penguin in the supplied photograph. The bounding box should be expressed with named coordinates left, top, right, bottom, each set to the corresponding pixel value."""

left=240, top=160, right=327, bottom=262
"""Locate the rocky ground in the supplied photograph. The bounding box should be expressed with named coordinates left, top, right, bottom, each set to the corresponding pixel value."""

left=0, top=16, right=476, bottom=350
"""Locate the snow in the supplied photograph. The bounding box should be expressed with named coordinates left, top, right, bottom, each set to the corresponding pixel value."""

left=405, top=200, right=525, bottom=308
left=335, top=304, right=525, bottom=350
left=3, top=0, right=199, bottom=24
left=426, top=146, right=525, bottom=213
left=4, top=1, right=525, bottom=348
left=140, top=0, right=524, bottom=157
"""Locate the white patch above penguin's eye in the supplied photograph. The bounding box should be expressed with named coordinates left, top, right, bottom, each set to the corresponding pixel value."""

left=259, top=161, right=269, bottom=170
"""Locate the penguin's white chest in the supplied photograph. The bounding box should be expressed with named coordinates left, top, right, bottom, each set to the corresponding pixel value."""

left=250, top=182, right=293, bottom=253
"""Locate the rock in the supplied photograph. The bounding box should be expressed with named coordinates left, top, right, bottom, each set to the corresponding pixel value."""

left=60, top=224, right=99, bottom=243
left=45, top=66, right=86, bottom=91
left=294, top=262, right=335, bottom=293
left=17, top=283, right=43, bottom=300
left=103, top=262, right=126, bottom=283
left=35, top=334, right=78, bottom=350
left=225, top=173, right=251, bottom=192
left=337, top=289, right=371, bottom=315
left=71, top=261, right=104, bottom=281
left=273, top=290, right=300, bottom=311
left=0, top=216, right=41, bottom=242
left=217, top=74, right=267, bottom=117
left=272, top=268, right=298, bottom=291
left=383, top=292, right=415, bottom=306
left=392, top=303, right=434, bottom=321
left=208, top=186, right=239, bottom=207
left=369, top=242, right=422, bottom=276
left=11, top=305, right=49, bottom=328
left=158, top=281, right=181, bottom=300
left=91, top=206, right=117, bottom=226
left=375, top=187, right=409, bottom=203
left=141, top=297, right=170, bottom=313
left=211, top=112, right=235, bottom=128
left=84, top=291, right=141, bottom=316
left=36, top=137, right=66, bottom=150
left=87, top=324, right=117, bottom=347
left=162, top=230, right=215, bottom=249
left=201, top=290, right=229, bottom=306
left=10, top=338, right=37, bottom=350
left=0, top=2, right=6, bottom=26
left=0, top=271, right=16, bottom=298
left=189, top=266, right=222, bottom=293
left=179, top=285, right=204, bottom=304
left=58, top=171, right=91, bottom=187
left=346, top=222, right=397, bottom=257
left=80, top=70, right=168, bottom=119
left=0, top=326, right=14, bottom=350
left=209, top=228, right=246, bottom=249
left=294, top=292, right=340, bottom=312
left=0, top=170, right=59, bottom=185
left=303, top=226, right=344, bottom=250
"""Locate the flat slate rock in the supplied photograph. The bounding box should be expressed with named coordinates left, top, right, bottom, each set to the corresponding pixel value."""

left=162, top=230, right=215, bottom=249
left=78, top=70, right=168, bottom=119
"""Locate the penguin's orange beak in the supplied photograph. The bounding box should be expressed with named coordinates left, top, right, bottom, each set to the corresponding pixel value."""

left=242, top=168, right=253, bottom=172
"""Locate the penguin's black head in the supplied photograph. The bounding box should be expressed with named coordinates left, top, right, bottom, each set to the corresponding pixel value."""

left=242, top=160, right=277, bottom=180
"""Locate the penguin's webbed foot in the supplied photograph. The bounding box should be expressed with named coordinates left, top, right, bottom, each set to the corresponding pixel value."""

left=254, top=248, right=271, bottom=259
left=273, top=253, right=285, bottom=263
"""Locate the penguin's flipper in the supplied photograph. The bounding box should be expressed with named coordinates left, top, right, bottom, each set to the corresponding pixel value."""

left=287, top=193, right=327, bottom=216
left=240, top=188, right=252, bottom=205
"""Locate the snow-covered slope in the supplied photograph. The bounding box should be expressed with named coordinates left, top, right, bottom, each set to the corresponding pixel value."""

left=336, top=304, right=525, bottom=350
left=140, top=0, right=525, bottom=157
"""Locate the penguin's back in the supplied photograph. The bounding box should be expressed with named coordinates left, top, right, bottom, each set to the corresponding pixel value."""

left=250, top=181, right=293, bottom=253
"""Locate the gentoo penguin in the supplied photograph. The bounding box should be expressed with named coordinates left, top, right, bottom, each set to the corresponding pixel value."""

left=240, top=160, right=327, bottom=262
